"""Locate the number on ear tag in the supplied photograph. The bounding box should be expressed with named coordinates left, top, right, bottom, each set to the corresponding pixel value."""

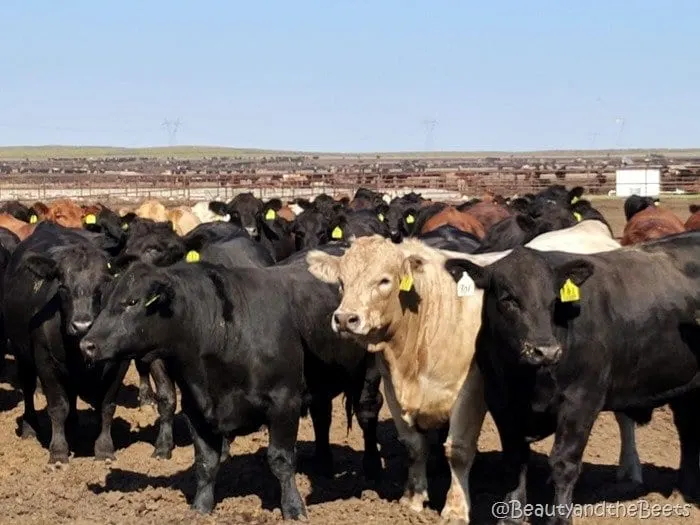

left=186, top=250, right=200, bottom=263
left=560, top=279, right=580, bottom=303
left=457, top=272, right=475, bottom=297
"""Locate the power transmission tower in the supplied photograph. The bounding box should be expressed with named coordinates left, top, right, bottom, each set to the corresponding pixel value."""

left=162, top=118, right=182, bottom=146
left=422, top=119, right=438, bottom=151
left=615, top=117, right=625, bottom=148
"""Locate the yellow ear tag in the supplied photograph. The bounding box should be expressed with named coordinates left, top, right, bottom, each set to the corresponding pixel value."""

left=186, top=250, right=200, bottom=263
left=654, top=201, right=660, bottom=206
left=378, top=213, right=384, bottom=222
left=331, top=226, right=343, bottom=239
left=84, top=213, right=97, bottom=225
left=265, top=209, right=276, bottom=220
left=405, top=214, right=415, bottom=224
left=144, top=295, right=159, bottom=307
left=559, top=279, right=580, bottom=303
left=399, top=274, right=414, bottom=292
left=573, top=212, right=582, bottom=222
left=121, top=222, right=129, bottom=230
left=571, top=196, right=580, bottom=204
left=29, top=214, right=38, bottom=224
left=106, top=262, right=112, bottom=270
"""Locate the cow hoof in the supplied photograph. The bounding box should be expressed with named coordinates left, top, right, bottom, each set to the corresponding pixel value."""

left=47, top=455, right=69, bottom=468
left=190, top=500, right=214, bottom=515
left=138, top=391, right=158, bottom=408
left=94, top=442, right=116, bottom=462
left=152, top=447, right=172, bottom=460
left=281, top=503, right=308, bottom=521
left=20, top=421, right=37, bottom=440
left=399, top=491, right=427, bottom=513
left=362, top=452, right=383, bottom=482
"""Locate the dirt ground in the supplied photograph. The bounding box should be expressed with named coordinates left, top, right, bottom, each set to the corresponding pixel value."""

left=0, top=196, right=698, bottom=524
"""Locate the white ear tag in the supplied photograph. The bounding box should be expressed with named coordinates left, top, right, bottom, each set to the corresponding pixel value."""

left=457, top=272, right=475, bottom=297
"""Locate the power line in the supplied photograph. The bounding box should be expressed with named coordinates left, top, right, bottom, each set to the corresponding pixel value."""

left=421, top=119, right=438, bottom=151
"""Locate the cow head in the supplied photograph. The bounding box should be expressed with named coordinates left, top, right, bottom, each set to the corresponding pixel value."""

left=444, top=247, right=594, bottom=366
left=45, top=199, right=84, bottom=228
left=227, top=192, right=263, bottom=238
left=293, top=210, right=330, bottom=251
left=114, top=218, right=186, bottom=269
left=307, top=235, right=426, bottom=340
left=80, top=262, right=174, bottom=363
left=25, top=243, right=114, bottom=337
left=385, top=199, right=420, bottom=242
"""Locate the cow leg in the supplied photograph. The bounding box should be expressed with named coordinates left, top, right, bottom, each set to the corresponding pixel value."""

left=149, top=358, right=176, bottom=459
left=488, top=409, right=530, bottom=524
left=38, top=373, right=71, bottom=464
left=17, top=357, right=39, bottom=439
left=441, top=362, right=487, bottom=525
left=378, top=360, right=429, bottom=512
left=220, top=437, right=232, bottom=464
left=352, top=353, right=383, bottom=481
left=184, top=409, right=223, bottom=514
left=614, top=412, right=642, bottom=483
left=267, top=397, right=307, bottom=520
left=309, top=395, right=334, bottom=476
left=546, top=403, right=600, bottom=525
left=670, top=394, right=700, bottom=503
left=135, top=359, right=157, bottom=406
left=94, top=361, right=128, bottom=461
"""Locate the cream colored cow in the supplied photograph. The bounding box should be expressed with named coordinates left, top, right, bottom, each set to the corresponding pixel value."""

left=307, top=220, right=641, bottom=524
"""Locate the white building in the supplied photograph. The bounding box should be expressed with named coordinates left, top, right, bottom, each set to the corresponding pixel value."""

left=614, top=168, right=661, bottom=197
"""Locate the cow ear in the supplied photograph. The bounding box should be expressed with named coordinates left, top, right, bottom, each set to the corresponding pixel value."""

left=144, top=280, right=174, bottom=311
left=306, top=250, right=341, bottom=284
left=554, top=259, right=594, bottom=289
left=401, top=254, right=426, bottom=277
left=25, top=254, right=58, bottom=280
left=568, top=186, right=584, bottom=203
left=444, top=258, right=490, bottom=289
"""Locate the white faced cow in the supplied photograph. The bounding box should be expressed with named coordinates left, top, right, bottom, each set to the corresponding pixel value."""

left=306, top=219, right=641, bottom=524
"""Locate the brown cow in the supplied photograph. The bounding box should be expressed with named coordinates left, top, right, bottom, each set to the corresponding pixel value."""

left=621, top=206, right=685, bottom=245
left=43, top=199, right=85, bottom=228
left=458, top=201, right=512, bottom=231
left=0, top=213, right=36, bottom=240
left=684, top=205, right=700, bottom=231
left=420, top=206, right=486, bottom=239
left=135, top=200, right=201, bottom=236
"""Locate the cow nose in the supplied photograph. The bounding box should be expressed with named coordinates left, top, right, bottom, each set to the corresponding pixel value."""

left=522, top=343, right=562, bottom=364
left=71, top=320, right=93, bottom=335
left=245, top=226, right=258, bottom=238
left=80, top=339, right=97, bottom=359
left=390, top=230, right=402, bottom=242
left=332, top=312, right=361, bottom=333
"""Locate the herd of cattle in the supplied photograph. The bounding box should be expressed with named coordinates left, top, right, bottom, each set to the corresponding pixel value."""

left=0, top=185, right=699, bottom=524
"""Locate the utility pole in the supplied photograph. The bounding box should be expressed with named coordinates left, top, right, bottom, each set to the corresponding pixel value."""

left=162, top=118, right=182, bottom=146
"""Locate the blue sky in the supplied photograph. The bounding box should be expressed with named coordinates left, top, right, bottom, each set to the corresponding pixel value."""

left=0, top=1, right=697, bottom=152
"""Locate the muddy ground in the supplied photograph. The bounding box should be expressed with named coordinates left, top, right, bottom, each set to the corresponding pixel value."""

left=0, top=197, right=698, bottom=524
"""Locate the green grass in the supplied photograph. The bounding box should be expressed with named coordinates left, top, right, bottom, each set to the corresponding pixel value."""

left=0, top=145, right=699, bottom=161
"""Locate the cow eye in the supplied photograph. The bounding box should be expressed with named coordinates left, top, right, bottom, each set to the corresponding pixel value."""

left=124, top=298, right=138, bottom=307
left=499, top=294, right=519, bottom=310
left=378, top=277, right=392, bottom=288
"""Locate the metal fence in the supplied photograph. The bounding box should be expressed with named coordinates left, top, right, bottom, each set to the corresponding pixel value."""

left=0, top=170, right=698, bottom=204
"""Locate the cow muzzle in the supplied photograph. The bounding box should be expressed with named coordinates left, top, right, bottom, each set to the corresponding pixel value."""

left=332, top=311, right=364, bottom=335
left=521, top=342, right=562, bottom=365
left=245, top=226, right=258, bottom=238
left=390, top=230, right=402, bottom=243
left=79, top=339, right=98, bottom=364
left=68, top=318, right=94, bottom=336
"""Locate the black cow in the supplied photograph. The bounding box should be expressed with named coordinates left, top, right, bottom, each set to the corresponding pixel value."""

left=0, top=226, right=21, bottom=253
left=3, top=222, right=128, bottom=464
left=0, top=200, right=32, bottom=222
left=384, top=193, right=425, bottom=242
left=329, top=210, right=391, bottom=242
left=349, top=187, right=385, bottom=211
left=227, top=192, right=263, bottom=238
left=292, top=209, right=330, bottom=251
left=416, top=224, right=482, bottom=252
left=182, top=221, right=249, bottom=251
left=82, top=206, right=127, bottom=257
left=624, top=194, right=659, bottom=221
left=444, top=232, right=700, bottom=524
left=80, top=248, right=383, bottom=518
